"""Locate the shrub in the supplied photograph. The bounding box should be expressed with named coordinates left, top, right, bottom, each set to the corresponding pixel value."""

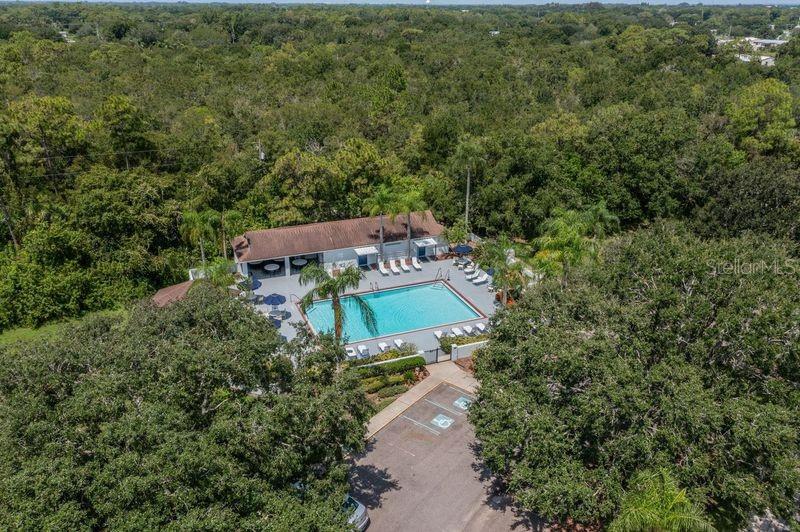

left=377, top=384, right=408, bottom=398
left=439, top=334, right=488, bottom=354
left=361, top=374, right=406, bottom=394
left=355, top=355, right=425, bottom=378
left=349, top=344, right=417, bottom=366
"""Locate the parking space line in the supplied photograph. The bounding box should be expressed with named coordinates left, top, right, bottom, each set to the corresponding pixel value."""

left=445, top=384, right=476, bottom=399
left=424, top=398, right=463, bottom=416
left=401, top=415, right=441, bottom=435
left=387, top=442, right=416, bottom=457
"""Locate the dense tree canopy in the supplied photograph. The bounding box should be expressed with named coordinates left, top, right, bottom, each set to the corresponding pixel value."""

left=0, top=3, right=799, bottom=331
left=0, top=284, right=371, bottom=529
left=471, top=222, right=800, bottom=529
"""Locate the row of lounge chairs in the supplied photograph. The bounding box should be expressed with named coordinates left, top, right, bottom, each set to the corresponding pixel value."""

left=378, top=258, right=423, bottom=276
left=345, top=338, right=406, bottom=360
left=433, top=322, right=488, bottom=340
left=461, top=261, right=490, bottom=285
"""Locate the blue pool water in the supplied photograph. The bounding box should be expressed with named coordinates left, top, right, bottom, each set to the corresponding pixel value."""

left=304, top=282, right=480, bottom=342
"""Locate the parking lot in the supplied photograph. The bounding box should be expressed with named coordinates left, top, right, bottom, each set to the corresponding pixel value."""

left=350, top=382, right=537, bottom=531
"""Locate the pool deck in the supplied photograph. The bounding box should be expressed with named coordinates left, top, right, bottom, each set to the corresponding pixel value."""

left=249, top=258, right=498, bottom=355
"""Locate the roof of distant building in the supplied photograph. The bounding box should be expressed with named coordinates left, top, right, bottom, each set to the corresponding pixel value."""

left=151, top=280, right=196, bottom=307
left=231, top=211, right=445, bottom=263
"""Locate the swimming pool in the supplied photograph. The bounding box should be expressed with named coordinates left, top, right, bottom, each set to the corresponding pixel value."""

left=303, top=282, right=481, bottom=343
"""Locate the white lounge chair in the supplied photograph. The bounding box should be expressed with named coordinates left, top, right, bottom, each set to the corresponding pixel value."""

left=411, top=257, right=423, bottom=271
left=399, top=260, right=410, bottom=273
left=389, top=260, right=401, bottom=274
left=463, top=325, right=475, bottom=335
left=378, top=262, right=390, bottom=276
left=357, top=345, right=370, bottom=357
left=451, top=327, right=464, bottom=337
left=466, top=269, right=481, bottom=280
left=434, top=330, right=444, bottom=340
left=378, top=341, right=390, bottom=352
left=393, top=338, right=405, bottom=349
left=475, top=323, right=487, bottom=333
left=464, top=264, right=476, bottom=274
left=345, top=347, right=359, bottom=361
left=472, top=273, right=489, bottom=285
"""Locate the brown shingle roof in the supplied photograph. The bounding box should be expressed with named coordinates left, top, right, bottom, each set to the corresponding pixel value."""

left=151, top=280, right=195, bottom=308
left=232, top=210, right=444, bottom=263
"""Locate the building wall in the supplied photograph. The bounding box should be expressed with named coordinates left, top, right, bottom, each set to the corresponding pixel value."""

left=237, top=236, right=449, bottom=271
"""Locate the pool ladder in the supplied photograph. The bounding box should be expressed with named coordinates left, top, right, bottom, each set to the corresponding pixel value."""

left=369, top=282, right=379, bottom=292
left=432, top=268, right=448, bottom=288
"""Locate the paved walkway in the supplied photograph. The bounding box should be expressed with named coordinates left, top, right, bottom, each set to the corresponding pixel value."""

left=366, top=361, right=478, bottom=438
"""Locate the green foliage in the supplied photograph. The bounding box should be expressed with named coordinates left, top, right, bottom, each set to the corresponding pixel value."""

left=471, top=222, right=800, bottom=528
left=609, top=469, right=716, bottom=532
left=0, top=3, right=797, bottom=336
left=0, top=284, right=369, bottom=529
left=439, top=333, right=489, bottom=354
left=361, top=374, right=407, bottom=394
left=354, top=356, right=426, bottom=379
left=726, top=79, right=797, bottom=155
left=376, top=383, right=409, bottom=399
left=532, top=203, right=619, bottom=286
left=299, top=264, right=376, bottom=342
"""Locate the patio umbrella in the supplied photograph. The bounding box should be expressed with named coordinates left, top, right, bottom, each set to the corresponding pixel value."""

left=453, top=244, right=473, bottom=255
left=263, top=293, right=287, bottom=311
left=249, top=278, right=262, bottom=290
left=268, top=317, right=281, bottom=328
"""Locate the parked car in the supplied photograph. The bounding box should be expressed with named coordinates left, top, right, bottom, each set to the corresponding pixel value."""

left=344, top=494, right=369, bottom=531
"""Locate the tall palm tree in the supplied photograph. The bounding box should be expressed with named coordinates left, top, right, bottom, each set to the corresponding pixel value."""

left=180, top=209, right=220, bottom=269
left=396, top=187, right=427, bottom=260
left=299, top=264, right=377, bottom=342
left=363, top=185, right=398, bottom=261
left=452, top=135, right=485, bottom=233
left=609, top=469, right=716, bottom=532
left=220, top=209, right=243, bottom=260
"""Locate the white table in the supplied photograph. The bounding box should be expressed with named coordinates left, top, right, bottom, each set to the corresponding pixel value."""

left=291, top=258, right=308, bottom=267
left=263, top=263, right=280, bottom=272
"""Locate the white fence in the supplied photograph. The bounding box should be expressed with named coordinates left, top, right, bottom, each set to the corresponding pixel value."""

left=451, top=340, right=489, bottom=361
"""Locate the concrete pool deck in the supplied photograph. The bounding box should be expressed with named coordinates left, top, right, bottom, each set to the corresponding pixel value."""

left=249, top=258, right=499, bottom=354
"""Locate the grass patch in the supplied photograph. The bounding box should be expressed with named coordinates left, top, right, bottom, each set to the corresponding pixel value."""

left=0, top=309, right=127, bottom=347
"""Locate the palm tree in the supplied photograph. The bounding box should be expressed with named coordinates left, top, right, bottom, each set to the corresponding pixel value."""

left=492, top=260, right=527, bottom=306
left=453, top=135, right=486, bottom=233
left=609, top=469, right=716, bottom=532
left=396, top=187, right=427, bottom=260
left=203, top=257, right=235, bottom=288
left=220, top=209, right=243, bottom=260
left=363, top=185, right=398, bottom=261
left=532, top=204, right=618, bottom=288
left=180, top=209, right=220, bottom=269
left=299, top=264, right=377, bottom=342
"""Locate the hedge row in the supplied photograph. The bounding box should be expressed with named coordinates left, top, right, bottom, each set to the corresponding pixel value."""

left=377, top=384, right=409, bottom=398
left=355, top=355, right=426, bottom=378
left=362, top=374, right=406, bottom=394
left=439, top=334, right=489, bottom=354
